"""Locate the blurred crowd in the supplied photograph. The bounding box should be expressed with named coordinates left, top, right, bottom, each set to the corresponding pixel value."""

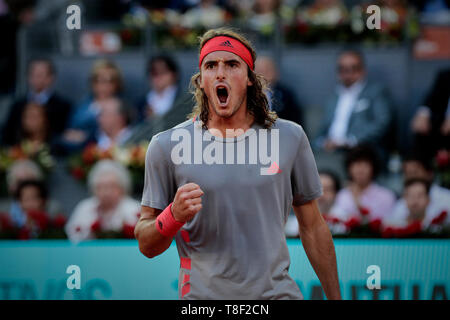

left=0, top=0, right=449, bottom=241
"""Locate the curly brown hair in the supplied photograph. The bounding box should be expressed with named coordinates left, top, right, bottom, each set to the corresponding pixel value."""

left=188, top=28, right=277, bottom=129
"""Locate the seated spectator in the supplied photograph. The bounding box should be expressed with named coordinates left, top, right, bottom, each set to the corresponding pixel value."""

left=314, top=49, right=394, bottom=179
left=6, top=102, right=51, bottom=151
left=254, top=55, right=303, bottom=126
left=65, top=160, right=140, bottom=242
left=0, top=159, right=62, bottom=225
left=1, top=58, right=72, bottom=146
left=411, top=69, right=450, bottom=161
left=15, top=179, right=47, bottom=221
left=96, top=97, right=133, bottom=150
left=329, top=145, right=396, bottom=222
left=55, top=59, right=124, bottom=154
left=128, top=54, right=193, bottom=143
left=383, top=178, right=449, bottom=233
left=391, top=154, right=450, bottom=217
left=318, top=170, right=341, bottom=216
left=285, top=169, right=341, bottom=237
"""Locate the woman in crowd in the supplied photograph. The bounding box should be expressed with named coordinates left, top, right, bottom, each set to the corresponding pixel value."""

left=55, top=59, right=124, bottom=154
left=329, top=145, right=396, bottom=222
left=65, top=160, right=140, bottom=242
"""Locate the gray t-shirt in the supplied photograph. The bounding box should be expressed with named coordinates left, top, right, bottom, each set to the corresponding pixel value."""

left=141, top=117, right=322, bottom=299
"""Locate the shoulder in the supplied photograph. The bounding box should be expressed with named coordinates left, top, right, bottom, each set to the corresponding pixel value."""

left=372, top=184, right=396, bottom=200
left=146, top=119, right=195, bottom=158
left=72, top=198, right=97, bottom=216
left=272, top=118, right=306, bottom=139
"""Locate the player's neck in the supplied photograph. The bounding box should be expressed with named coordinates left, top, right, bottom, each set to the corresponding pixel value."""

left=206, top=106, right=254, bottom=138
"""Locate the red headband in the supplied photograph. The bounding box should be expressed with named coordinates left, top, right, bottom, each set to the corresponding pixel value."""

left=199, top=36, right=254, bottom=71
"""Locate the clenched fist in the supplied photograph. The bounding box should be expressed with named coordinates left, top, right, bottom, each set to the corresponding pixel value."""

left=172, top=183, right=204, bottom=223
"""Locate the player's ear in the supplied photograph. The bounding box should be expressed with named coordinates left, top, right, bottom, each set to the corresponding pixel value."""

left=198, top=73, right=204, bottom=89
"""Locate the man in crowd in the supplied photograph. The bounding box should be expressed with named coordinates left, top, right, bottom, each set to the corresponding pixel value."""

left=128, top=54, right=193, bottom=144
left=254, top=55, right=303, bottom=126
left=314, top=49, right=394, bottom=180
left=1, top=58, right=71, bottom=146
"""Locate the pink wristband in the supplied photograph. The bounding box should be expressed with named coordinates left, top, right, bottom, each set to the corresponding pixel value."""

left=156, top=203, right=185, bottom=237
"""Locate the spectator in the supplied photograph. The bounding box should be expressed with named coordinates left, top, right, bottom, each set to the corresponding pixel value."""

left=65, top=160, right=140, bottom=242
left=391, top=154, right=450, bottom=217
left=15, top=179, right=47, bottom=217
left=96, top=97, right=133, bottom=151
left=128, top=55, right=193, bottom=143
left=384, top=178, right=449, bottom=229
left=1, top=58, right=72, bottom=146
left=411, top=69, right=450, bottom=161
left=285, top=169, right=340, bottom=237
left=329, top=145, right=396, bottom=222
left=315, top=49, right=394, bottom=178
left=55, top=59, right=124, bottom=154
left=0, top=160, right=62, bottom=227
left=254, top=55, right=303, bottom=126
left=318, top=170, right=341, bottom=216
left=6, top=102, right=51, bottom=151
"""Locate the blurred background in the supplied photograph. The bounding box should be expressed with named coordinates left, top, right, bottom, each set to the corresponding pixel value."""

left=0, top=0, right=449, bottom=300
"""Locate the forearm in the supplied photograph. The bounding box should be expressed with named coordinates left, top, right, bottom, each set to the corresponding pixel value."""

left=300, top=221, right=341, bottom=300
left=135, top=218, right=173, bottom=258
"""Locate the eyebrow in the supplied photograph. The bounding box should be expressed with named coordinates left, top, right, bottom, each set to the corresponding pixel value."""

left=203, top=59, right=241, bottom=66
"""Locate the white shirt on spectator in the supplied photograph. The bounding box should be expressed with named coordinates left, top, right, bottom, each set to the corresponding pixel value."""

left=65, top=196, right=140, bottom=243
left=146, top=85, right=177, bottom=116
left=328, top=80, right=365, bottom=145
left=388, top=184, right=450, bottom=228
left=329, top=183, right=396, bottom=221
left=385, top=200, right=449, bottom=229
left=97, top=127, right=132, bottom=150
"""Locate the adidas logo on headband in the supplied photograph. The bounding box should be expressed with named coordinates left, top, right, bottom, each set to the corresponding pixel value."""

left=219, top=40, right=233, bottom=48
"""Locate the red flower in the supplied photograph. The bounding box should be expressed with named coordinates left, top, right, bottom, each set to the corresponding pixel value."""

left=402, top=221, right=422, bottom=237
left=0, top=212, right=12, bottom=230
left=359, top=207, right=370, bottom=216
left=344, top=217, right=361, bottom=229
left=27, top=210, right=49, bottom=230
left=82, top=144, right=98, bottom=164
left=369, top=219, right=382, bottom=233
left=52, top=214, right=67, bottom=229
left=381, top=226, right=395, bottom=238
left=431, top=211, right=447, bottom=225
left=122, top=223, right=135, bottom=239
left=71, top=167, right=85, bottom=180
left=18, top=227, right=31, bottom=240
left=436, top=149, right=450, bottom=168
left=323, top=215, right=341, bottom=224
left=91, top=220, right=101, bottom=233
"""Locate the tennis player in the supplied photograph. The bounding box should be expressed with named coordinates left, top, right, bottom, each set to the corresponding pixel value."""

left=135, top=28, right=341, bottom=300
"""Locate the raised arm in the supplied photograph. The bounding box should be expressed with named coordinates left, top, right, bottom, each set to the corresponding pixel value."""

left=293, top=199, right=341, bottom=300
left=135, top=183, right=203, bottom=258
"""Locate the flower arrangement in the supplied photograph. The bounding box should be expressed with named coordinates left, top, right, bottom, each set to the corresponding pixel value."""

left=435, top=149, right=450, bottom=189
left=89, top=219, right=137, bottom=239
left=0, top=211, right=67, bottom=240
left=0, top=142, right=55, bottom=196
left=68, top=143, right=148, bottom=195
left=324, top=208, right=449, bottom=238
left=285, top=2, right=419, bottom=45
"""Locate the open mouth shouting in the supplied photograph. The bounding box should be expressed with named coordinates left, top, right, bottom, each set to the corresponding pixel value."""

left=215, top=84, right=230, bottom=107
